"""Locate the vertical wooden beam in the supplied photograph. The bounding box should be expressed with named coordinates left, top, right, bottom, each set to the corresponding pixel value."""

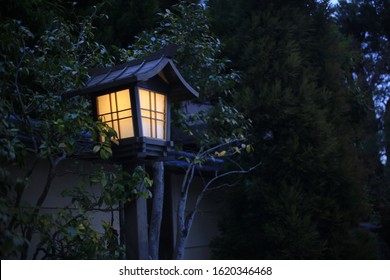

left=160, top=171, right=174, bottom=259
left=132, top=86, right=142, bottom=137
left=123, top=164, right=149, bottom=260
left=166, top=97, right=171, bottom=141
left=148, top=161, right=164, bottom=259
left=124, top=198, right=149, bottom=259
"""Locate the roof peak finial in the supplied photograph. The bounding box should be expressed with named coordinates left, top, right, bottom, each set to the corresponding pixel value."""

left=154, top=44, right=179, bottom=59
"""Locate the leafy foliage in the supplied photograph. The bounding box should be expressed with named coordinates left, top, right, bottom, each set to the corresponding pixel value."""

left=129, top=0, right=239, bottom=100
left=0, top=5, right=152, bottom=259
left=128, top=0, right=252, bottom=155
left=34, top=166, right=152, bottom=259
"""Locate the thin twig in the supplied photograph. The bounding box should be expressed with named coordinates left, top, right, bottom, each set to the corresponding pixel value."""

left=189, top=162, right=262, bottom=224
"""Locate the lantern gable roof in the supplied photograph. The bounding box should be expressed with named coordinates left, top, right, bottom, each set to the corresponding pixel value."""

left=66, top=44, right=199, bottom=102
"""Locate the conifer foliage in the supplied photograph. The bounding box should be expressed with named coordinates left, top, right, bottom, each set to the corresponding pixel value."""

left=209, top=0, right=378, bottom=259
left=337, top=0, right=390, bottom=258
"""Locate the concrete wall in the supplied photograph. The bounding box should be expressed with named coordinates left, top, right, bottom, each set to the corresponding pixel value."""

left=11, top=156, right=120, bottom=259
left=10, top=156, right=223, bottom=259
left=168, top=172, right=223, bottom=259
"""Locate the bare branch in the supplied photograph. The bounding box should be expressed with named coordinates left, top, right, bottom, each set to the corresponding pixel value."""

left=224, top=157, right=245, bottom=171
left=204, top=162, right=261, bottom=192
left=191, top=162, right=261, bottom=220
left=206, top=182, right=239, bottom=193
left=53, top=148, right=67, bottom=168
left=198, top=138, right=244, bottom=158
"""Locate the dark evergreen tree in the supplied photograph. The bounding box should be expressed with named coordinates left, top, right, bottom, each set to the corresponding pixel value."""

left=0, top=0, right=178, bottom=49
left=337, top=0, right=390, bottom=258
left=209, top=0, right=378, bottom=259
left=0, top=0, right=67, bottom=35
left=72, top=0, right=181, bottom=48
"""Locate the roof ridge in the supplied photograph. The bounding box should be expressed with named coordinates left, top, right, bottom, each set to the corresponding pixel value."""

left=89, top=44, right=178, bottom=76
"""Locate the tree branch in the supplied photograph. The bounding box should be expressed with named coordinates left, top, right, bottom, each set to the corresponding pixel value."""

left=187, top=162, right=262, bottom=230
left=198, top=138, right=244, bottom=158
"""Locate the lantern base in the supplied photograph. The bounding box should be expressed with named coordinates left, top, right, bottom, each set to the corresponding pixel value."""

left=112, top=137, right=173, bottom=162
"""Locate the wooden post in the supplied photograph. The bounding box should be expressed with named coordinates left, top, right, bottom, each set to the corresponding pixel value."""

left=149, top=161, right=164, bottom=259
left=123, top=164, right=149, bottom=260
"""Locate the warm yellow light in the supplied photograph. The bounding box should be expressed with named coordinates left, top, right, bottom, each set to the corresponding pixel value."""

left=139, top=88, right=166, bottom=140
left=96, top=89, right=134, bottom=139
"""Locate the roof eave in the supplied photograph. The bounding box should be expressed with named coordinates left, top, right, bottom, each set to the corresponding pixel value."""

left=64, top=45, right=199, bottom=102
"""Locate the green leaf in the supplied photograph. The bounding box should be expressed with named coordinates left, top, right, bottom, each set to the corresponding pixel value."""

left=93, top=145, right=101, bottom=153
left=66, top=227, right=78, bottom=238
left=102, top=145, right=112, bottom=154
left=59, top=143, right=67, bottom=148
left=233, top=146, right=241, bottom=154
left=99, top=149, right=111, bottom=160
